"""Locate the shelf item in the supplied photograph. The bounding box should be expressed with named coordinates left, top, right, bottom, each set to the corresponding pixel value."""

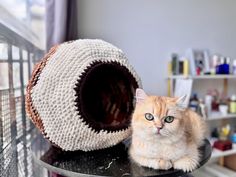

left=168, top=74, right=236, bottom=80
left=211, top=144, right=236, bottom=158
left=207, top=111, right=236, bottom=121
left=167, top=66, right=236, bottom=161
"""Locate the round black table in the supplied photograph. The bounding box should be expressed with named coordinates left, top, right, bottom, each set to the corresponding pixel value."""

left=30, top=131, right=211, bottom=177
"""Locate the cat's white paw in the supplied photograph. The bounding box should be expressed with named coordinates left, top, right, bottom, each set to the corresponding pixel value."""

left=173, top=156, right=198, bottom=172
left=158, top=159, right=173, bottom=170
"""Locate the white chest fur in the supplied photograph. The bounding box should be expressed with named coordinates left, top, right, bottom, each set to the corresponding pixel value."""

left=131, top=135, right=187, bottom=161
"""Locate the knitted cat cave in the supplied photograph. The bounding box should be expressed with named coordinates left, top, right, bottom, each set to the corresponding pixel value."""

left=26, top=39, right=141, bottom=151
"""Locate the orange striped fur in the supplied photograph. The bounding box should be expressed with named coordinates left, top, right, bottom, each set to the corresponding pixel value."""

left=129, top=89, right=207, bottom=172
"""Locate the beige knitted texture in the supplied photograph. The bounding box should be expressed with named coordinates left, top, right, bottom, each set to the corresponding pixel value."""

left=31, top=39, right=141, bottom=151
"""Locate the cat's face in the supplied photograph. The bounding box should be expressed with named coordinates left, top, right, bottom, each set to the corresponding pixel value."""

left=132, top=89, right=186, bottom=139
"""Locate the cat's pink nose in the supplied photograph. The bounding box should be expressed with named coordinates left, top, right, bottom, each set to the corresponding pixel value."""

left=157, top=127, right=162, bottom=134
left=156, top=126, right=163, bottom=130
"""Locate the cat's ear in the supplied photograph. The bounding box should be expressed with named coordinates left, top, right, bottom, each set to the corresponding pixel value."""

left=176, top=95, right=187, bottom=107
left=136, top=88, right=147, bottom=104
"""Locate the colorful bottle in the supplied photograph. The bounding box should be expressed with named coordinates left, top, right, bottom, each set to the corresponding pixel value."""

left=214, top=55, right=221, bottom=74
left=189, top=93, right=199, bottom=112
left=183, top=59, right=189, bottom=76
left=171, top=54, right=179, bottom=75
left=230, top=95, right=236, bottom=113
left=219, top=57, right=230, bottom=74
left=230, top=131, right=236, bottom=143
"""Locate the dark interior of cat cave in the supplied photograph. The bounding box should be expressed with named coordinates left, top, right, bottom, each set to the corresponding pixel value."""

left=74, top=61, right=139, bottom=132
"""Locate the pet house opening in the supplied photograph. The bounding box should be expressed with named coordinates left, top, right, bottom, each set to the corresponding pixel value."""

left=74, top=61, right=138, bottom=132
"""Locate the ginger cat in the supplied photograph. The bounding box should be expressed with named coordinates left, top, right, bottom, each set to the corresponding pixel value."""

left=129, top=89, right=207, bottom=172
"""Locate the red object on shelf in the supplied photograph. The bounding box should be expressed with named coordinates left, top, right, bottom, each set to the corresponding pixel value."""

left=213, top=140, right=232, bottom=151
left=196, top=67, right=201, bottom=75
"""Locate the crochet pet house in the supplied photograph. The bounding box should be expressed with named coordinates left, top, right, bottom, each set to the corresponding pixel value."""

left=26, top=39, right=141, bottom=151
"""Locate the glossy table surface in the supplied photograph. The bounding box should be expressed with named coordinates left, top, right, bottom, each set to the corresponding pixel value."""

left=30, top=132, right=212, bottom=177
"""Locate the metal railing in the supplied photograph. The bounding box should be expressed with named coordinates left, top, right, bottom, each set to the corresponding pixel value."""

left=0, top=21, right=44, bottom=177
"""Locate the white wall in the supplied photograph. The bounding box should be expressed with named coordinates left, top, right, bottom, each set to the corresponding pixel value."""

left=77, top=0, right=236, bottom=96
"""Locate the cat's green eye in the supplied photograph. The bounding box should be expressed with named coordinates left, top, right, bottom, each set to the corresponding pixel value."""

left=164, top=116, right=174, bottom=123
left=145, top=113, right=154, bottom=121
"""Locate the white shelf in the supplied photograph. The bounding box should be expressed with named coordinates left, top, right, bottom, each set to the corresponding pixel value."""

left=207, top=112, right=236, bottom=121
left=211, top=144, right=236, bottom=158
left=204, top=163, right=236, bottom=177
left=168, top=74, right=236, bottom=80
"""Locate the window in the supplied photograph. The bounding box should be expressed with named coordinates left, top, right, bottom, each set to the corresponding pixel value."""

left=0, top=1, right=45, bottom=176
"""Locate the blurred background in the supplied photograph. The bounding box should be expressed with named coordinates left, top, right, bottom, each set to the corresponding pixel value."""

left=1, top=0, right=236, bottom=176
